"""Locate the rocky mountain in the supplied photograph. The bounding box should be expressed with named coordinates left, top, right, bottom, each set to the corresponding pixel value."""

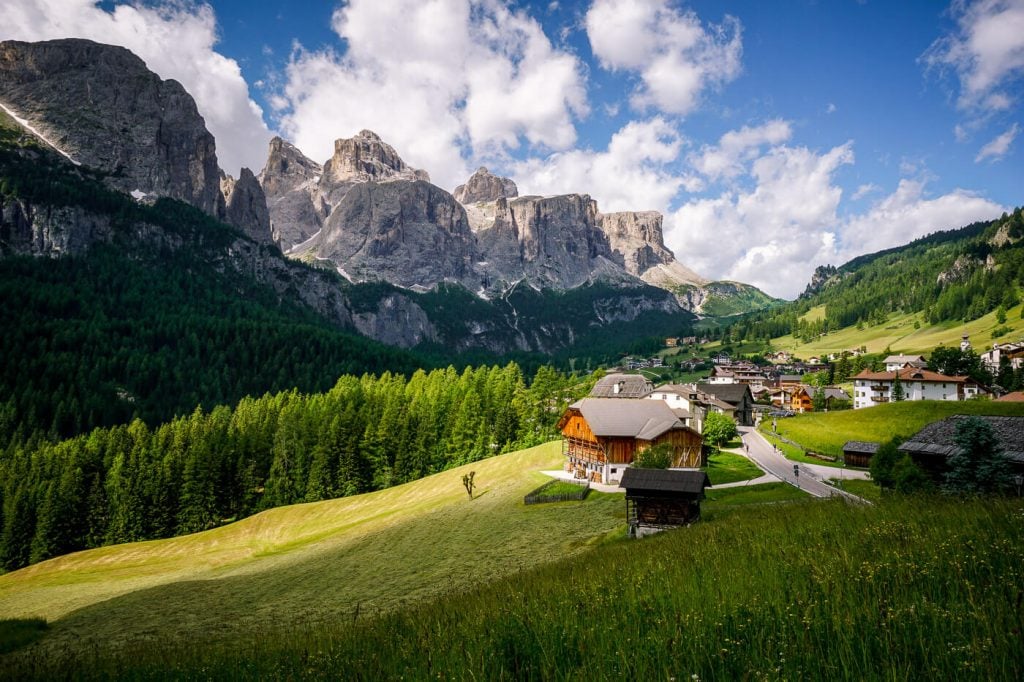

left=0, top=37, right=770, bottom=361
left=261, top=143, right=751, bottom=313
left=453, top=167, right=518, bottom=204
left=258, top=136, right=327, bottom=248
left=314, top=180, right=476, bottom=290
left=0, top=38, right=270, bottom=243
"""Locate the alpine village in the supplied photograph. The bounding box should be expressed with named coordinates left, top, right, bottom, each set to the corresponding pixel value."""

left=0, top=2, right=1023, bottom=680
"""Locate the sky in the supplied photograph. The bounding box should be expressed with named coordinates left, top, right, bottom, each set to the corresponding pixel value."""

left=2, top=0, right=1022, bottom=299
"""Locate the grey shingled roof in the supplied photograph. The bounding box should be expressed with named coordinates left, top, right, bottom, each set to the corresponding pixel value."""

left=898, top=416, right=1024, bottom=463
left=843, top=441, right=880, bottom=454
left=619, top=468, right=711, bottom=493
left=696, top=383, right=752, bottom=405
left=590, top=373, right=653, bottom=398
left=570, top=398, right=684, bottom=440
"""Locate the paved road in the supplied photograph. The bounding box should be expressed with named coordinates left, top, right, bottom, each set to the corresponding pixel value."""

left=738, top=426, right=867, bottom=502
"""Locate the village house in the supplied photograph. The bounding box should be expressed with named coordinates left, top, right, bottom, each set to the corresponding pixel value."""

left=790, top=386, right=851, bottom=413
left=996, top=391, right=1024, bottom=402
left=696, top=383, right=755, bottom=425
left=558, top=398, right=704, bottom=485
left=981, top=340, right=1024, bottom=373
left=590, top=373, right=653, bottom=398
left=883, top=354, right=927, bottom=371
left=898, top=415, right=1024, bottom=484
left=851, top=367, right=982, bottom=409
left=619, top=468, right=711, bottom=537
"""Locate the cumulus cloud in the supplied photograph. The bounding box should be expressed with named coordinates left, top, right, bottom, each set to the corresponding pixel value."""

left=277, top=0, right=587, bottom=190
left=667, top=143, right=853, bottom=297
left=689, top=119, right=792, bottom=181
left=922, top=0, right=1024, bottom=111
left=0, top=0, right=271, bottom=176
left=585, top=0, right=742, bottom=115
left=839, top=180, right=1003, bottom=258
left=512, top=117, right=687, bottom=212
left=975, top=122, right=1020, bottom=161
left=664, top=137, right=1004, bottom=299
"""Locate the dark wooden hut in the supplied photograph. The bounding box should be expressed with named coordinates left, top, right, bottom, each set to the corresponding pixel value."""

left=619, top=468, right=711, bottom=537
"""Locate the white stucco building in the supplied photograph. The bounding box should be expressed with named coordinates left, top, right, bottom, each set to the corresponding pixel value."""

left=851, top=367, right=981, bottom=409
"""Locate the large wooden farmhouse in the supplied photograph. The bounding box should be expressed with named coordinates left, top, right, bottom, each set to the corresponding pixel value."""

left=557, top=398, right=704, bottom=484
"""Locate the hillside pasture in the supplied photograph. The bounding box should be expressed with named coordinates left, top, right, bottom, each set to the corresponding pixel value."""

left=0, top=442, right=625, bottom=660
left=8, top=497, right=1021, bottom=680
left=772, top=301, right=1024, bottom=357
left=765, top=400, right=1024, bottom=459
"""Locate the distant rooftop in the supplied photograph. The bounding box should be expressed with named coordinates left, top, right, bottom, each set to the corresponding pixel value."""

left=590, top=373, right=653, bottom=398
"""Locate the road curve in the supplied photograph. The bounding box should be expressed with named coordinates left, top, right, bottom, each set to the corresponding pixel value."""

left=738, top=426, right=867, bottom=502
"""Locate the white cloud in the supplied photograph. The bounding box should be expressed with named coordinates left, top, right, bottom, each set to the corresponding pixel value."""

left=0, top=0, right=271, bottom=177
left=975, top=122, right=1020, bottom=161
left=839, top=180, right=1004, bottom=258
left=922, top=0, right=1024, bottom=111
left=667, top=142, right=854, bottom=297
left=852, top=183, right=880, bottom=200
left=512, top=117, right=686, bottom=212
left=826, top=102, right=838, bottom=114
left=689, top=119, right=792, bottom=181
left=664, top=139, right=1004, bottom=299
left=277, top=0, right=587, bottom=190
left=585, top=0, right=742, bottom=116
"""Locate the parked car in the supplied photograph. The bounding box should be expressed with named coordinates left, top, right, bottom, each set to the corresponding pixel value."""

left=768, top=409, right=795, bottom=418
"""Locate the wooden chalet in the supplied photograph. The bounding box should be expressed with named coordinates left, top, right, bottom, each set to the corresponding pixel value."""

left=842, top=441, right=880, bottom=468
left=791, top=386, right=851, bottom=413
left=557, top=398, right=704, bottom=484
left=619, top=468, right=711, bottom=537
left=898, top=415, right=1024, bottom=483
left=696, top=383, right=754, bottom=425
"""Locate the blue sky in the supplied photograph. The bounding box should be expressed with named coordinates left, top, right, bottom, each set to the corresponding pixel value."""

left=4, top=0, right=1023, bottom=298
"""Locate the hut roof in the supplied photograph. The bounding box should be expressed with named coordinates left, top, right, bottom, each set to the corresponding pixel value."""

left=568, top=398, right=685, bottom=440
left=696, top=383, right=752, bottom=406
left=842, top=441, right=880, bottom=454
left=898, top=415, right=1024, bottom=463
left=619, top=468, right=711, bottom=494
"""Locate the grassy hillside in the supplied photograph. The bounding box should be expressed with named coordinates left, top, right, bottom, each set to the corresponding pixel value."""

left=772, top=301, right=1024, bottom=357
left=7, top=496, right=1021, bottom=679
left=698, top=281, right=782, bottom=318
left=0, top=442, right=625, bottom=658
left=764, top=400, right=1024, bottom=459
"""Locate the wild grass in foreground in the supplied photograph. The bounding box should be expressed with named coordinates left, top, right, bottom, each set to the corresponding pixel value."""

left=11, top=496, right=1021, bottom=680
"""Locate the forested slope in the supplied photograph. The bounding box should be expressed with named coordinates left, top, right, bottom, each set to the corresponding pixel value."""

left=722, top=209, right=1023, bottom=345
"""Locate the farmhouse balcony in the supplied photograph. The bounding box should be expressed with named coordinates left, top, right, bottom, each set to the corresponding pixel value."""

left=869, top=385, right=888, bottom=392
left=562, top=436, right=606, bottom=464
left=871, top=396, right=890, bottom=403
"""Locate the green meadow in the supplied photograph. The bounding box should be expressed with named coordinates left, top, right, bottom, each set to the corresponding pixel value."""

left=772, top=301, right=1024, bottom=357
left=2, top=439, right=1022, bottom=680
left=763, top=400, right=1024, bottom=460
left=4, top=496, right=1020, bottom=680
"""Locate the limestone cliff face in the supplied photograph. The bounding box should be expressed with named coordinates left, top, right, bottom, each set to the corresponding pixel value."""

left=453, top=167, right=518, bottom=204
left=598, top=211, right=707, bottom=287
left=221, top=168, right=273, bottom=245
left=475, top=194, right=626, bottom=291
left=0, top=195, right=114, bottom=257
left=258, top=137, right=327, bottom=249
left=319, top=130, right=429, bottom=206
left=0, top=38, right=224, bottom=217
left=314, top=180, right=477, bottom=289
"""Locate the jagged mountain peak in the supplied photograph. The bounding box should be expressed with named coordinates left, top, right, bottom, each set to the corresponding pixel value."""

left=322, top=129, right=429, bottom=186
left=0, top=37, right=224, bottom=218
left=454, top=167, right=518, bottom=204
